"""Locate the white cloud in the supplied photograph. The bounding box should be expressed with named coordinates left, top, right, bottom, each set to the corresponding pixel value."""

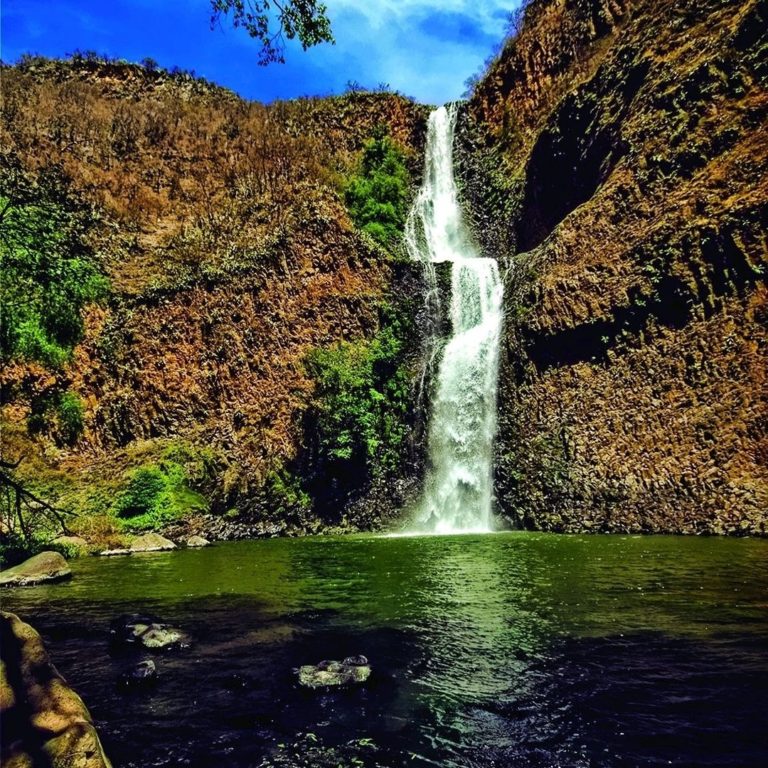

left=329, top=0, right=512, bottom=36
left=302, top=0, right=521, bottom=103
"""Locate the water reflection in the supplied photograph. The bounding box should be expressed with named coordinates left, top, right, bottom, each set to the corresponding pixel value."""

left=4, top=533, right=768, bottom=767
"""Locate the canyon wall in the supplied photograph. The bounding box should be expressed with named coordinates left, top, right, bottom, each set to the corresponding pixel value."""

left=460, top=0, right=767, bottom=533
left=1, top=59, right=430, bottom=536
left=3, top=0, right=766, bottom=540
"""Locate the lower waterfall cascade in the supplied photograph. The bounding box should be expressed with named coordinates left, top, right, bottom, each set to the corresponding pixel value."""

left=405, top=104, right=504, bottom=533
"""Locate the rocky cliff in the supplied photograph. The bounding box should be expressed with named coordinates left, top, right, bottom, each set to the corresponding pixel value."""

left=460, top=0, right=767, bottom=533
left=1, top=57, right=430, bottom=543
left=2, top=0, right=766, bottom=543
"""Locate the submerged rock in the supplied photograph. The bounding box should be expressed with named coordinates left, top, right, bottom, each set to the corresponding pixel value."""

left=110, top=614, right=188, bottom=650
left=130, top=533, right=177, bottom=552
left=140, top=626, right=185, bottom=649
left=296, top=655, right=371, bottom=689
left=186, top=535, right=211, bottom=548
left=0, top=611, right=112, bottom=767
left=118, top=659, right=157, bottom=689
left=0, top=551, right=72, bottom=587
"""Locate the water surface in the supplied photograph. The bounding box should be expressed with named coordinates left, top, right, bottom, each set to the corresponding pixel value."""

left=5, top=533, right=768, bottom=766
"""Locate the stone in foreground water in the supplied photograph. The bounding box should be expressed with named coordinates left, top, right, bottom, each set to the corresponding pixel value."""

left=119, top=659, right=158, bottom=689
left=297, top=655, right=371, bottom=688
left=0, top=611, right=112, bottom=767
left=110, top=614, right=188, bottom=650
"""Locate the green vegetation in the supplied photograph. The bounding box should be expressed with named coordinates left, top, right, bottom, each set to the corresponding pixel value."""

left=115, top=466, right=169, bottom=520
left=344, top=129, right=411, bottom=251
left=305, top=304, right=412, bottom=497
left=0, top=532, right=75, bottom=568
left=26, top=388, right=86, bottom=445
left=210, top=0, right=334, bottom=65
left=0, top=439, right=215, bottom=563
left=114, top=461, right=208, bottom=532
left=114, top=444, right=216, bottom=531
left=0, top=162, right=108, bottom=368
left=263, top=466, right=311, bottom=516
left=55, top=392, right=86, bottom=444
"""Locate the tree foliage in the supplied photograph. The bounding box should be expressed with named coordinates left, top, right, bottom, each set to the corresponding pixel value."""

left=210, top=0, right=334, bottom=65
left=0, top=161, right=107, bottom=368
left=344, top=129, right=411, bottom=250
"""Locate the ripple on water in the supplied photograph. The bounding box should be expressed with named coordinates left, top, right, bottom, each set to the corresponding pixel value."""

left=3, top=533, right=768, bottom=767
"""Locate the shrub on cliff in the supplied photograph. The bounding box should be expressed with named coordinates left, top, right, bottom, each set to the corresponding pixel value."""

left=55, top=392, right=85, bottom=445
left=344, top=129, right=411, bottom=251
left=0, top=161, right=108, bottom=368
left=304, top=305, right=411, bottom=498
left=263, top=466, right=311, bottom=517
left=115, top=466, right=168, bottom=520
left=25, top=388, right=86, bottom=446
left=114, top=459, right=208, bottom=531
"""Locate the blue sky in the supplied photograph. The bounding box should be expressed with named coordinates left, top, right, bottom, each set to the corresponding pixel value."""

left=1, top=0, right=520, bottom=104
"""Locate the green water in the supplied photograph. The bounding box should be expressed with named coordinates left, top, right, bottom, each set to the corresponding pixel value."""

left=4, top=532, right=768, bottom=766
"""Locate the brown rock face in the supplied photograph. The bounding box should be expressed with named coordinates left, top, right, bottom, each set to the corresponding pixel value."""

left=462, top=0, right=768, bottom=533
left=0, top=611, right=112, bottom=767
left=0, top=59, right=430, bottom=531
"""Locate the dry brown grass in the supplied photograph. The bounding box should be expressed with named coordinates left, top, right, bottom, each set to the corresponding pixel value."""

left=0, top=58, right=428, bottom=526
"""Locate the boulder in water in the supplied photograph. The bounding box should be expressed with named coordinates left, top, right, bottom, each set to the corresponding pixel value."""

left=186, top=535, right=211, bottom=548
left=130, top=533, right=176, bottom=552
left=0, top=551, right=72, bottom=587
left=296, top=655, right=371, bottom=688
left=110, top=614, right=188, bottom=650
left=0, top=611, right=112, bottom=767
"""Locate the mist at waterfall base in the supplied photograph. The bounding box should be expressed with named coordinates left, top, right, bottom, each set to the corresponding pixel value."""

left=6, top=536, right=768, bottom=768
left=405, top=104, right=504, bottom=535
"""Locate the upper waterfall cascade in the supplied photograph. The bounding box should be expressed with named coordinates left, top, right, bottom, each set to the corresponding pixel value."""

left=405, top=104, right=504, bottom=534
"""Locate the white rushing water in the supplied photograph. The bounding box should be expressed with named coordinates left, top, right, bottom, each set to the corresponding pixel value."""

left=405, top=104, right=504, bottom=534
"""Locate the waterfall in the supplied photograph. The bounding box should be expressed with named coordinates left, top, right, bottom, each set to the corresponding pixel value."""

left=405, top=104, right=504, bottom=534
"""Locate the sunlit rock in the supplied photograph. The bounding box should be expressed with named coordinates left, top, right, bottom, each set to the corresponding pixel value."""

left=0, top=611, right=112, bottom=767
left=0, top=551, right=72, bottom=587
left=96, top=548, right=132, bottom=557
left=110, top=614, right=188, bottom=650
left=130, top=533, right=177, bottom=552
